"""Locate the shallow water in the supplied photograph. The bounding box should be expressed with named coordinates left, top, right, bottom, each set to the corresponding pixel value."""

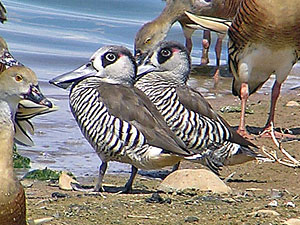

left=3, top=0, right=300, bottom=177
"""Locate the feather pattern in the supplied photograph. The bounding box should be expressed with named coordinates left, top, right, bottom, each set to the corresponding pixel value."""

left=135, top=70, right=259, bottom=173
left=69, top=77, right=190, bottom=170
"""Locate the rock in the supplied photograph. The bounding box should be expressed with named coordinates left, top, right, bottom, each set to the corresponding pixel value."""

left=284, top=218, right=300, bottom=225
left=184, top=216, right=199, bottom=223
left=222, top=197, right=236, bottom=203
left=286, top=101, right=300, bottom=107
left=246, top=188, right=263, bottom=192
left=20, top=179, right=34, bottom=188
left=28, top=217, right=54, bottom=225
left=52, top=192, right=68, bottom=198
left=158, top=169, right=232, bottom=194
left=270, top=189, right=283, bottom=199
left=248, top=209, right=280, bottom=217
left=145, top=193, right=171, bottom=204
left=58, top=171, right=79, bottom=191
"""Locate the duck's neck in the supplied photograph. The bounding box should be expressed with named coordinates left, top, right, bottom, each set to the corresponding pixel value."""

left=157, top=0, right=193, bottom=26
left=0, top=100, right=16, bottom=191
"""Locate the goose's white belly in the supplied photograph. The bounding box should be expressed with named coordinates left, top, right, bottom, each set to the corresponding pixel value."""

left=238, top=44, right=297, bottom=85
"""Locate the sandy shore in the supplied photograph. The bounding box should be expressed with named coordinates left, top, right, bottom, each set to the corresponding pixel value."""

left=24, top=75, right=300, bottom=224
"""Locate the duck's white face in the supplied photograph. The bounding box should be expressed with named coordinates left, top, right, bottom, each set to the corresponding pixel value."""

left=137, top=41, right=191, bottom=83
left=50, top=45, right=137, bottom=88
left=90, top=46, right=136, bottom=84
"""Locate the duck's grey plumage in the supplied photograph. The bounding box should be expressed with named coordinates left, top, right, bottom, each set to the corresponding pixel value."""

left=50, top=45, right=194, bottom=192
left=136, top=41, right=262, bottom=173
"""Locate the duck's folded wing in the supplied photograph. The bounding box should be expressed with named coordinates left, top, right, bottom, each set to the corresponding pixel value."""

left=176, top=85, right=257, bottom=148
left=98, top=83, right=191, bottom=156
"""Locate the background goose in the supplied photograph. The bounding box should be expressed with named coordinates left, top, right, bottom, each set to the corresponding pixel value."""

left=134, top=0, right=241, bottom=86
left=0, top=65, right=53, bottom=225
left=0, top=36, right=58, bottom=146
left=186, top=0, right=300, bottom=139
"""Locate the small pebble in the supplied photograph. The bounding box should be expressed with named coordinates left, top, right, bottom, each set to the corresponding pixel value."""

left=270, top=189, right=283, bottom=199
left=20, top=179, right=34, bottom=188
left=285, top=201, right=296, bottom=207
left=268, top=200, right=278, bottom=207
left=52, top=192, right=68, bottom=198
left=286, top=101, right=300, bottom=107
left=248, top=209, right=280, bottom=217
left=184, top=216, right=199, bottom=223
left=222, top=197, right=236, bottom=203
left=145, top=193, right=171, bottom=204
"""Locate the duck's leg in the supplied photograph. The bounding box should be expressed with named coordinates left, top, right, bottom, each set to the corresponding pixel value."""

left=260, top=80, right=295, bottom=139
left=183, top=28, right=194, bottom=54
left=94, top=161, right=108, bottom=192
left=237, top=82, right=253, bottom=139
left=201, top=30, right=211, bottom=65
left=122, top=165, right=138, bottom=193
left=180, top=22, right=194, bottom=54
left=213, top=35, right=223, bottom=88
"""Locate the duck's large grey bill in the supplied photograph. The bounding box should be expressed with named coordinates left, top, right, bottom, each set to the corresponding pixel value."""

left=136, top=54, right=157, bottom=77
left=49, top=63, right=97, bottom=89
left=137, top=63, right=157, bottom=77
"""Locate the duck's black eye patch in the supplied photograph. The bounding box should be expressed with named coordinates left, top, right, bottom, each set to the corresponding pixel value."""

left=102, top=52, right=118, bottom=67
left=158, top=48, right=172, bottom=64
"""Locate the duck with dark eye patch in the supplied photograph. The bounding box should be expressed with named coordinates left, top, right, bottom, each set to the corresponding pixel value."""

left=134, top=0, right=242, bottom=87
left=136, top=41, right=265, bottom=174
left=50, top=45, right=199, bottom=193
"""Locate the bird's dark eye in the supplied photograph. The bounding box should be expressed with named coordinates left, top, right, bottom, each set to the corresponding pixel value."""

left=161, top=49, right=171, bottom=57
left=105, top=53, right=117, bottom=62
left=204, top=0, right=211, bottom=2
left=102, top=52, right=119, bottom=68
left=157, top=48, right=172, bottom=64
